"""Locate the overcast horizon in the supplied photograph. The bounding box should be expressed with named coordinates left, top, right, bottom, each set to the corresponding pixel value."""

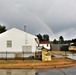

left=0, top=0, right=76, bottom=40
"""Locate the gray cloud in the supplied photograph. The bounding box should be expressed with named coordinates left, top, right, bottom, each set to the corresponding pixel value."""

left=0, top=0, right=76, bottom=40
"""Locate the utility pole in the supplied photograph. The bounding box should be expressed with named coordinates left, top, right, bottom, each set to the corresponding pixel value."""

left=23, top=25, right=27, bottom=61
left=24, top=25, right=27, bottom=44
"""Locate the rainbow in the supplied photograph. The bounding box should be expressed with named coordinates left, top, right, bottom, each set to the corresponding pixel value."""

left=26, top=9, right=57, bottom=40
left=34, top=14, right=57, bottom=39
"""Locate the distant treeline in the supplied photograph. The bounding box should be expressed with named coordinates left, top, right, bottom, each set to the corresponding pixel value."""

left=52, top=36, right=76, bottom=44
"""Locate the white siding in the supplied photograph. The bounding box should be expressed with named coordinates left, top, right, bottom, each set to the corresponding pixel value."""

left=0, top=28, right=38, bottom=58
left=40, top=44, right=50, bottom=50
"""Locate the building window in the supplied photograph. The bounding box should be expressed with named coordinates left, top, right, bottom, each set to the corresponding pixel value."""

left=47, top=44, right=48, bottom=47
left=38, top=44, right=39, bottom=47
left=7, top=40, right=12, bottom=48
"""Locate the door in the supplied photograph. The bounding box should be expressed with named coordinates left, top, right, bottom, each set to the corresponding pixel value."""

left=22, top=46, right=32, bottom=57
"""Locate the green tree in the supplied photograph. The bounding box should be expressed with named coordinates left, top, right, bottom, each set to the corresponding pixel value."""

left=59, top=36, right=64, bottom=44
left=36, top=34, right=49, bottom=41
left=43, top=34, right=49, bottom=41
left=0, top=25, right=7, bottom=33
left=36, top=34, right=43, bottom=41
left=72, top=39, right=76, bottom=43
left=52, top=39, right=58, bottom=44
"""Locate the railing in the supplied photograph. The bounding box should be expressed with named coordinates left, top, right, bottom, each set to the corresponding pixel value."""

left=0, top=51, right=35, bottom=60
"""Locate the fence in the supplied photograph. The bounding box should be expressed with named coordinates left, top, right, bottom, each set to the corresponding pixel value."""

left=0, top=51, right=35, bottom=60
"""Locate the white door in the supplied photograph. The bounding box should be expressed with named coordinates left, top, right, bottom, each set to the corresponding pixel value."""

left=22, top=46, right=32, bottom=57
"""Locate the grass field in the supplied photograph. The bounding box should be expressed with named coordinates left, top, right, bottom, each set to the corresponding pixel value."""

left=0, top=56, right=75, bottom=69
left=0, top=57, right=74, bottom=64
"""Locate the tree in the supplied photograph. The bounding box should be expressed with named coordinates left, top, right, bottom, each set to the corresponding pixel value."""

left=72, top=39, right=76, bottom=43
left=36, top=34, right=49, bottom=41
left=0, top=25, right=7, bottom=33
left=52, top=39, right=58, bottom=44
left=43, top=34, right=49, bottom=41
left=36, top=34, right=43, bottom=41
left=59, top=36, right=64, bottom=44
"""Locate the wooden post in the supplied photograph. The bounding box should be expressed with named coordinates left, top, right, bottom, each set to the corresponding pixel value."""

left=23, top=51, right=24, bottom=61
left=6, top=51, right=7, bottom=61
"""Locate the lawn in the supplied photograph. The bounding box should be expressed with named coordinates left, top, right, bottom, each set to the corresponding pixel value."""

left=0, top=57, right=75, bottom=69
left=0, top=57, right=74, bottom=64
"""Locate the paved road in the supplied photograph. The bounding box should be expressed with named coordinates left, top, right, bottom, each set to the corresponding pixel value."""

left=38, top=67, right=76, bottom=75
left=0, top=67, right=76, bottom=75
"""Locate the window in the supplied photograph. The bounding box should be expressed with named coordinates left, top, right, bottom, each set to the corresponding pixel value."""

left=38, top=44, right=39, bottom=47
left=7, top=40, right=12, bottom=48
left=47, top=44, right=48, bottom=47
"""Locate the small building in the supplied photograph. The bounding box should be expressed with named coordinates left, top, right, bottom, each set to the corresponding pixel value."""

left=0, top=28, right=39, bottom=58
left=51, top=44, right=68, bottom=51
left=38, top=41, right=51, bottom=50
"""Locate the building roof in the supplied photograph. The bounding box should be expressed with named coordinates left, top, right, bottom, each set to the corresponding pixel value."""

left=0, top=28, right=37, bottom=38
left=39, top=41, right=50, bottom=44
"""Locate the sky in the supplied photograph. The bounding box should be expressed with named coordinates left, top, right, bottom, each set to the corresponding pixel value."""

left=0, top=0, right=76, bottom=40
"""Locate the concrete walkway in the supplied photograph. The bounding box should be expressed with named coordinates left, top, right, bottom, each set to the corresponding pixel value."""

left=50, top=52, right=76, bottom=60
left=67, top=54, right=76, bottom=60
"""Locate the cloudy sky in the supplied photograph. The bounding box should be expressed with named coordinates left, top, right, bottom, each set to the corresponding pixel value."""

left=0, top=0, right=76, bottom=40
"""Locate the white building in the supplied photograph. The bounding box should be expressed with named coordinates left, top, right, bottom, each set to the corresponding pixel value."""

left=0, top=28, right=39, bottom=58
left=39, top=41, right=50, bottom=50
